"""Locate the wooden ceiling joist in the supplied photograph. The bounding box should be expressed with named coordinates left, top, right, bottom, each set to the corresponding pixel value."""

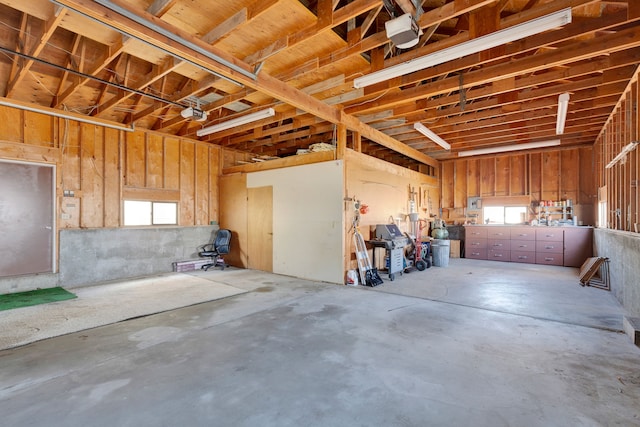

left=0, top=0, right=636, bottom=163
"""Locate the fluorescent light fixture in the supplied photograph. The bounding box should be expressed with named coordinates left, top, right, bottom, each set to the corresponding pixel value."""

left=414, top=122, right=450, bottom=150
left=605, top=141, right=638, bottom=169
left=0, top=97, right=134, bottom=132
left=556, top=92, right=570, bottom=135
left=196, top=108, right=275, bottom=137
left=353, top=8, right=572, bottom=89
left=458, top=139, right=561, bottom=157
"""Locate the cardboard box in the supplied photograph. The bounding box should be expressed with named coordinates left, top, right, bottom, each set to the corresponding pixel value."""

left=449, top=240, right=461, bottom=258
left=172, top=259, right=212, bottom=272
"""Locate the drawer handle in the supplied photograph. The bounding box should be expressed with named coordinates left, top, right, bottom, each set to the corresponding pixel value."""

left=494, top=244, right=503, bottom=247
left=518, top=256, right=528, bottom=259
left=545, top=234, right=554, bottom=238
left=519, top=245, right=527, bottom=248
left=518, top=234, right=528, bottom=237
left=493, top=254, right=503, bottom=257
left=472, top=252, right=480, bottom=256
left=545, top=245, right=554, bottom=249
left=545, top=257, right=554, bottom=261
left=471, top=242, right=480, bottom=246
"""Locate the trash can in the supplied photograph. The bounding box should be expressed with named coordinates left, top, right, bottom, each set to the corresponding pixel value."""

left=432, top=239, right=450, bottom=267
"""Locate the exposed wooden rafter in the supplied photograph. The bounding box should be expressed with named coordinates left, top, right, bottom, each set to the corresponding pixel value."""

left=0, top=0, right=634, bottom=167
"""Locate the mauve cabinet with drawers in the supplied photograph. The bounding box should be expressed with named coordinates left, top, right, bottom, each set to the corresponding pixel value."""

left=464, top=225, right=593, bottom=267
left=510, top=226, right=535, bottom=263
left=535, top=228, right=564, bottom=266
left=563, top=227, right=594, bottom=267
left=466, top=226, right=488, bottom=260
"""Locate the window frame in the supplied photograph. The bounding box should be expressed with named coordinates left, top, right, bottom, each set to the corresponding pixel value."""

left=123, top=200, right=178, bottom=226
left=482, top=205, right=528, bottom=225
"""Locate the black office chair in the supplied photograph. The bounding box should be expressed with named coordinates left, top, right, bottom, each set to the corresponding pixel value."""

left=198, top=229, right=232, bottom=271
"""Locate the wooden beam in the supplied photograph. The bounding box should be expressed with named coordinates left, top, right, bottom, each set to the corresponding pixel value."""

left=53, top=33, right=82, bottom=100
left=123, top=187, right=180, bottom=201
left=394, top=48, right=640, bottom=123
left=341, top=111, right=438, bottom=166
left=288, top=0, right=385, bottom=47
left=631, top=0, right=640, bottom=20
left=202, top=8, right=247, bottom=45
left=55, top=0, right=437, bottom=165
left=360, top=5, right=383, bottom=39
left=276, top=0, right=493, bottom=82
left=51, top=36, right=130, bottom=108
left=336, top=123, right=347, bottom=159
left=247, top=0, right=281, bottom=20
left=7, top=7, right=67, bottom=97
left=395, top=0, right=417, bottom=16
left=146, top=0, right=177, bottom=17
left=222, top=150, right=335, bottom=175
left=243, top=37, right=288, bottom=65
left=522, top=0, right=542, bottom=11
left=353, top=131, right=362, bottom=152
left=91, top=55, right=181, bottom=117
left=429, top=83, right=628, bottom=134
left=348, top=26, right=640, bottom=115
left=317, top=0, right=334, bottom=27
left=6, top=12, right=28, bottom=93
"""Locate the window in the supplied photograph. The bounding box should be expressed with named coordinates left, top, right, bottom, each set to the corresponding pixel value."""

left=483, top=206, right=527, bottom=225
left=597, top=186, right=607, bottom=228
left=124, top=201, right=177, bottom=226
left=598, top=201, right=607, bottom=228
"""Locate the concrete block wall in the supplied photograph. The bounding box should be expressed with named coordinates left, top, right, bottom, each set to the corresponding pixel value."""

left=0, top=226, right=218, bottom=293
left=593, top=229, right=640, bottom=317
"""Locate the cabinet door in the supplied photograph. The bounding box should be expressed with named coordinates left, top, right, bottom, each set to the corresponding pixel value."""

left=563, top=227, right=593, bottom=267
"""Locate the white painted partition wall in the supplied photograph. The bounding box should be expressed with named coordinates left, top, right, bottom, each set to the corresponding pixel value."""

left=247, top=160, right=344, bottom=284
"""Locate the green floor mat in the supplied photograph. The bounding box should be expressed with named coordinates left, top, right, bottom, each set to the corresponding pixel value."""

left=0, top=287, right=77, bottom=311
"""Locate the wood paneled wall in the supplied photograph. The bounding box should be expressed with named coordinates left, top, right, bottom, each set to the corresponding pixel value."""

left=440, top=147, right=596, bottom=224
left=0, top=106, right=221, bottom=229
left=595, top=65, right=640, bottom=232
left=345, top=149, right=439, bottom=273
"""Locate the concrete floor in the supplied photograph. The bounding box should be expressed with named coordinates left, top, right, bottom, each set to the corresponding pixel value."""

left=1, top=259, right=639, bottom=426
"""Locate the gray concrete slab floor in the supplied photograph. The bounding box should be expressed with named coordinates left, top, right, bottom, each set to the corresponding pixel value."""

left=1, top=261, right=639, bottom=426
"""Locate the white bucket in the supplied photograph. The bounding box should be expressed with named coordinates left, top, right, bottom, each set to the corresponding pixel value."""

left=346, top=270, right=359, bottom=286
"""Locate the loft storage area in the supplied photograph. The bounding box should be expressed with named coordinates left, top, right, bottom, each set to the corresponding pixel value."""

left=1, top=1, right=640, bottom=424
